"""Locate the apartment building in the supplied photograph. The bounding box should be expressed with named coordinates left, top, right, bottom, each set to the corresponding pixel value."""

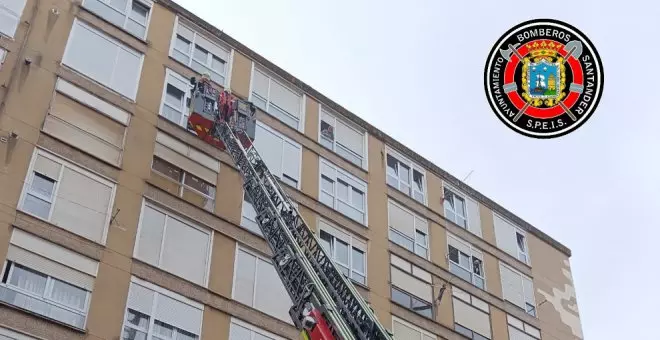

left=0, top=0, right=584, bottom=340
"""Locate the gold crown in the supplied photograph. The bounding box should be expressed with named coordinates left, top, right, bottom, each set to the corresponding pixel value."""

left=525, top=40, right=562, bottom=58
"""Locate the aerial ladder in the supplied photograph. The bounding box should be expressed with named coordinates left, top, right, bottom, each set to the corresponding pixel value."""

left=185, top=75, right=396, bottom=340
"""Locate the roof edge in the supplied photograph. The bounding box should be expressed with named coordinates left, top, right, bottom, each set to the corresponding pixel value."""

left=156, top=0, right=572, bottom=258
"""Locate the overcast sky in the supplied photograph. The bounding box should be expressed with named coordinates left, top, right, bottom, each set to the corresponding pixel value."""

left=176, top=0, right=659, bottom=338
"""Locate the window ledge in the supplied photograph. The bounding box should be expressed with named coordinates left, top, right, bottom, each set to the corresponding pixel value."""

left=0, top=300, right=87, bottom=334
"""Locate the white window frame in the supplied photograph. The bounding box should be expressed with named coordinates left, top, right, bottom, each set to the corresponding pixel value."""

left=248, top=62, right=305, bottom=132
left=0, top=260, right=92, bottom=329
left=317, top=218, right=367, bottom=285
left=494, top=212, right=530, bottom=264
left=134, top=200, right=213, bottom=287
left=121, top=276, right=205, bottom=340
left=0, top=326, right=39, bottom=340
left=0, top=48, right=6, bottom=67
left=17, top=148, right=117, bottom=245
left=392, top=315, right=436, bottom=340
left=253, top=121, right=303, bottom=189
left=159, top=68, right=193, bottom=127
left=169, top=16, right=232, bottom=87
left=443, top=184, right=468, bottom=227
left=385, top=147, right=427, bottom=205
left=319, top=158, right=368, bottom=225
left=230, top=245, right=293, bottom=324
left=229, top=318, right=286, bottom=340
left=62, top=18, right=145, bottom=101
left=0, top=0, right=27, bottom=39
left=387, top=199, right=429, bottom=260
left=507, top=314, right=541, bottom=339
left=318, top=105, right=368, bottom=170
left=499, top=262, right=536, bottom=317
left=81, top=0, right=153, bottom=40
left=447, top=234, right=486, bottom=290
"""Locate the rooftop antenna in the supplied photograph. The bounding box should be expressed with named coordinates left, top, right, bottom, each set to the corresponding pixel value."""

left=462, top=169, right=474, bottom=183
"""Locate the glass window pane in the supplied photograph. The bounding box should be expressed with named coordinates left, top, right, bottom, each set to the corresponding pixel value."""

left=9, top=264, right=48, bottom=295
left=49, top=279, right=87, bottom=310
left=454, top=196, right=466, bottom=217
left=351, top=189, right=364, bottom=210
left=175, top=36, right=190, bottom=53
left=472, top=258, right=483, bottom=276
left=391, top=287, right=411, bottom=307
left=152, top=157, right=182, bottom=181
left=414, top=246, right=427, bottom=259
left=448, top=246, right=459, bottom=263
left=415, top=230, right=427, bottom=246
left=390, top=229, right=414, bottom=252
left=153, top=320, right=174, bottom=337
left=23, top=194, right=52, bottom=219
left=193, top=45, right=208, bottom=63
left=398, top=163, right=410, bottom=184
left=125, top=309, right=150, bottom=329
left=413, top=170, right=424, bottom=192
left=130, top=2, right=149, bottom=25
left=352, top=248, right=365, bottom=273
left=337, top=180, right=349, bottom=201
left=386, top=154, right=398, bottom=177
left=176, top=328, right=198, bottom=340
left=459, top=252, right=470, bottom=267
left=321, top=175, right=334, bottom=194
left=183, top=173, right=215, bottom=198
left=30, top=172, right=56, bottom=198
left=211, top=56, right=225, bottom=74
left=122, top=327, right=148, bottom=340
left=165, top=84, right=184, bottom=108
left=320, top=230, right=332, bottom=255
left=320, top=120, right=334, bottom=142
left=335, top=239, right=349, bottom=265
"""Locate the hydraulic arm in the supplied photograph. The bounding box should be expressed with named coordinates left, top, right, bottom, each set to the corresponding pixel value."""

left=186, top=76, right=394, bottom=340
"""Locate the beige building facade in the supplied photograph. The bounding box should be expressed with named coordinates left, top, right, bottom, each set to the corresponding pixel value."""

left=0, top=0, right=584, bottom=339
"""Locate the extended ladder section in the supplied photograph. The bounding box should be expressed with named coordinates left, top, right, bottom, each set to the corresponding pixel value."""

left=186, top=76, right=394, bottom=340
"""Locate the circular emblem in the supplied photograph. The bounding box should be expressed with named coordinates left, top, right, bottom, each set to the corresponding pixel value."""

left=484, top=19, right=604, bottom=138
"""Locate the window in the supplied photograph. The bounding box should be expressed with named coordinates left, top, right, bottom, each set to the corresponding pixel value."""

left=318, top=219, right=367, bottom=285
left=0, top=326, right=39, bottom=340
left=493, top=213, right=529, bottom=264
left=229, top=318, right=285, bottom=340
left=121, top=277, right=203, bottom=340
left=390, top=254, right=433, bottom=319
left=387, top=200, right=429, bottom=259
left=319, top=158, right=367, bottom=225
left=506, top=314, right=541, bottom=340
left=170, top=19, right=230, bottom=86
left=44, top=78, right=130, bottom=166
left=319, top=107, right=366, bottom=169
left=392, top=316, right=436, bottom=340
left=0, top=0, right=26, bottom=38
left=0, top=48, right=6, bottom=68
left=0, top=228, right=99, bottom=329
left=81, top=0, right=152, bottom=39
left=499, top=263, right=536, bottom=317
left=62, top=19, right=144, bottom=100
left=252, top=122, right=301, bottom=188
left=386, top=148, right=426, bottom=204
left=240, top=191, right=299, bottom=237
left=240, top=191, right=262, bottom=236
left=251, top=67, right=303, bottom=131
left=135, top=202, right=212, bottom=286
left=448, top=234, right=485, bottom=289
left=18, top=149, right=116, bottom=244
left=159, top=68, right=193, bottom=127
left=443, top=185, right=482, bottom=237
left=452, top=287, right=491, bottom=340
left=232, top=247, right=293, bottom=323
left=151, top=131, right=219, bottom=213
